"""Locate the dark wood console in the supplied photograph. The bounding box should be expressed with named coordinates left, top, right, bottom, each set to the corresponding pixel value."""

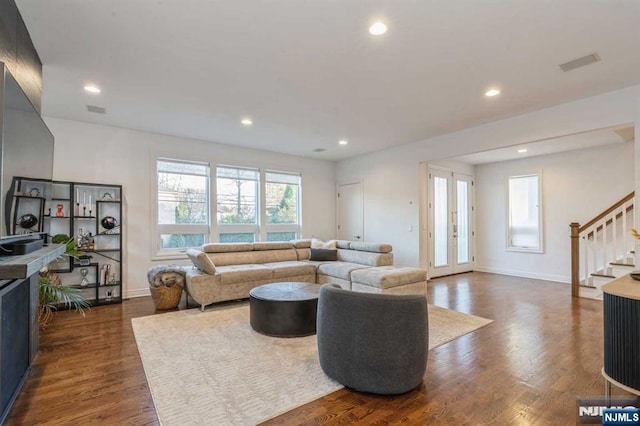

left=0, top=244, right=64, bottom=423
left=602, top=274, right=640, bottom=397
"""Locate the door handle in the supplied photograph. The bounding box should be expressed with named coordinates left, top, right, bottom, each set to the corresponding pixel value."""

left=354, top=235, right=361, bottom=240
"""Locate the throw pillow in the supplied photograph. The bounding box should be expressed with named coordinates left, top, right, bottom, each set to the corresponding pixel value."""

left=309, top=248, right=338, bottom=261
left=311, top=238, right=337, bottom=249
left=186, top=249, right=217, bottom=274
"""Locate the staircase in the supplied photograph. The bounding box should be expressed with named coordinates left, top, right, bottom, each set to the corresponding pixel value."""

left=570, top=192, right=635, bottom=299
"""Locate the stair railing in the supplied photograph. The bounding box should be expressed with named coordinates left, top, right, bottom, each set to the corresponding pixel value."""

left=570, top=192, right=635, bottom=297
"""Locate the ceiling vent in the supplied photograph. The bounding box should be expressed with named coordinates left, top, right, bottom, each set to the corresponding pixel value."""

left=313, top=148, right=327, bottom=152
left=559, top=53, right=601, bottom=72
left=86, top=105, right=106, bottom=114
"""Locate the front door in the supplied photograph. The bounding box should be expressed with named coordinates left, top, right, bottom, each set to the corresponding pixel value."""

left=428, top=168, right=474, bottom=278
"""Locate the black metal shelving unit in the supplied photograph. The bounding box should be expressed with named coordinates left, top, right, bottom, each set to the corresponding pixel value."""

left=10, top=179, right=123, bottom=306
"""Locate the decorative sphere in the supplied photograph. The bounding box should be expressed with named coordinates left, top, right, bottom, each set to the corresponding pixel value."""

left=101, top=216, right=118, bottom=230
left=18, top=214, right=38, bottom=229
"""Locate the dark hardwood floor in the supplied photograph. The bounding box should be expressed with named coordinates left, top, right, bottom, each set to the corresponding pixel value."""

left=5, top=272, right=626, bottom=425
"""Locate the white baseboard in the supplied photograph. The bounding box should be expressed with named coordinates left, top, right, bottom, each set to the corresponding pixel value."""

left=124, top=287, right=150, bottom=299
left=474, top=266, right=570, bottom=284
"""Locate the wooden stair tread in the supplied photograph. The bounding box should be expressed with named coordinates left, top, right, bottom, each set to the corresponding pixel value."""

left=590, top=273, right=615, bottom=278
left=610, top=262, right=635, bottom=267
left=578, top=284, right=598, bottom=289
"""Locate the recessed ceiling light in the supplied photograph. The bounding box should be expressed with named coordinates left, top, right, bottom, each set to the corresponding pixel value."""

left=485, top=88, right=501, bottom=97
left=241, top=118, right=253, bottom=126
left=84, top=85, right=101, bottom=94
left=517, top=148, right=527, bottom=153
left=339, top=140, right=348, bottom=146
left=369, top=22, right=387, bottom=35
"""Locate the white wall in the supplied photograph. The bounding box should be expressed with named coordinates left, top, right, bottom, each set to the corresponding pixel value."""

left=337, top=84, right=640, bottom=267
left=46, top=117, right=336, bottom=298
left=474, top=141, right=634, bottom=283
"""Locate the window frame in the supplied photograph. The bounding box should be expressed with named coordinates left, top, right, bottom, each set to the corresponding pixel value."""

left=506, top=172, right=543, bottom=253
left=153, top=157, right=211, bottom=259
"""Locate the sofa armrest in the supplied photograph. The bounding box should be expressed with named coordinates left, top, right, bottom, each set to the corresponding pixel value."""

left=186, top=248, right=217, bottom=274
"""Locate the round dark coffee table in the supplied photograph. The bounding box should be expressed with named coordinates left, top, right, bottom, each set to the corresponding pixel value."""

left=249, top=282, right=321, bottom=337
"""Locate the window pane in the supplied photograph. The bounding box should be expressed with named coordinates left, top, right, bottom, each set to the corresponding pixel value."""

left=217, top=166, right=258, bottom=224
left=267, top=231, right=296, bottom=242
left=160, top=233, right=205, bottom=249
left=433, top=176, right=449, bottom=267
left=508, top=175, right=540, bottom=250
left=266, top=178, right=299, bottom=224
left=456, top=180, right=470, bottom=264
left=158, top=160, right=209, bottom=225
left=266, top=172, right=300, bottom=225
left=219, top=232, right=255, bottom=243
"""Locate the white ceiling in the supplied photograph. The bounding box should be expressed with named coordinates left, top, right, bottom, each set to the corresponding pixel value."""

left=16, top=0, right=640, bottom=162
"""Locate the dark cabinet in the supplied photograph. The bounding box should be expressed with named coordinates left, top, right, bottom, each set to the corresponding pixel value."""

left=0, top=275, right=36, bottom=423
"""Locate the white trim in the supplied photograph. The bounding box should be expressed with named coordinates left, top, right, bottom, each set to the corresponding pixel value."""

left=124, top=287, right=152, bottom=299
left=474, top=265, right=569, bottom=284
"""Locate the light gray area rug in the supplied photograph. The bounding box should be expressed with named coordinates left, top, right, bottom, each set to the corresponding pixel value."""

left=132, top=302, right=492, bottom=426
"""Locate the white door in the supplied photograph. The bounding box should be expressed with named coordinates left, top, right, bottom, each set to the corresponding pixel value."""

left=428, top=168, right=474, bottom=277
left=337, top=182, right=363, bottom=241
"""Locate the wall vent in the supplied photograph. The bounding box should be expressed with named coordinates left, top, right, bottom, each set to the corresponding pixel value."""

left=87, top=105, right=106, bottom=114
left=313, top=148, right=327, bottom=152
left=559, top=53, right=601, bottom=72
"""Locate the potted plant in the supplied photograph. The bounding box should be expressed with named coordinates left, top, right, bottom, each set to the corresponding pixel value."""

left=38, top=234, right=90, bottom=329
left=38, top=269, right=90, bottom=328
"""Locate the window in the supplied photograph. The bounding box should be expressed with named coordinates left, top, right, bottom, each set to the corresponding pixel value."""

left=156, top=159, right=210, bottom=255
left=217, top=166, right=259, bottom=242
left=154, top=160, right=303, bottom=254
left=265, top=171, right=301, bottom=241
left=507, top=173, right=542, bottom=252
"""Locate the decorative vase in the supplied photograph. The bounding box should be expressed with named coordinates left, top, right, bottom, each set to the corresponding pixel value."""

left=56, top=204, right=64, bottom=217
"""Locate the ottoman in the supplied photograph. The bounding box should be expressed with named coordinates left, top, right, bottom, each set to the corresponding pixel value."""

left=147, top=265, right=186, bottom=309
left=351, top=266, right=428, bottom=295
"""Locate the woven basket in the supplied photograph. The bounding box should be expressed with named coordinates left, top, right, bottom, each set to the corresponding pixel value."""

left=150, top=285, right=183, bottom=310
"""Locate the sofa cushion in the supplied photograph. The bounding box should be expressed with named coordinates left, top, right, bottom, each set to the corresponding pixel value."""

left=337, top=249, right=393, bottom=267
left=335, top=240, right=351, bottom=249
left=351, top=266, right=427, bottom=289
left=291, top=239, right=312, bottom=249
left=263, top=261, right=317, bottom=279
left=317, top=262, right=369, bottom=281
left=295, top=248, right=311, bottom=261
left=310, top=248, right=338, bottom=261
left=186, top=249, right=216, bottom=274
left=349, top=242, right=393, bottom=253
left=253, top=242, right=293, bottom=250
left=202, top=243, right=254, bottom=253
left=207, top=249, right=297, bottom=266
left=215, top=264, right=273, bottom=285
left=311, top=238, right=337, bottom=249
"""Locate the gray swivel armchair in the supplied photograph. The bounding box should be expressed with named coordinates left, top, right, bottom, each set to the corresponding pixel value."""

left=316, top=284, right=428, bottom=394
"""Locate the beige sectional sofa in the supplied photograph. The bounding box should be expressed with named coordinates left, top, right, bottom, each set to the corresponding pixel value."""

left=185, top=239, right=426, bottom=310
